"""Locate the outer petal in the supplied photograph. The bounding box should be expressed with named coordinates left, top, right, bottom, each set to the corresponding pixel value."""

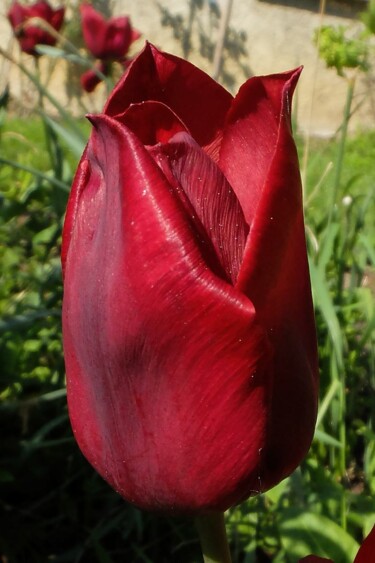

left=80, top=3, right=108, bottom=59
left=104, top=43, right=233, bottom=152
left=104, top=16, right=133, bottom=59
left=226, top=70, right=319, bottom=490
left=29, top=1, right=56, bottom=20
left=130, top=27, right=141, bottom=44
left=219, top=69, right=301, bottom=226
left=80, top=66, right=105, bottom=93
left=31, top=1, right=64, bottom=28
left=118, top=100, right=189, bottom=145
left=354, top=526, right=375, bottom=563
left=8, top=2, right=26, bottom=27
left=62, top=115, right=273, bottom=512
left=49, top=6, right=65, bottom=32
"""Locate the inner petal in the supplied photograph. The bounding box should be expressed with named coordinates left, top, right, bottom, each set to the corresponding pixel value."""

left=151, top=132, right=249, bottom=285
left=116, top=100, right=189, bottom=146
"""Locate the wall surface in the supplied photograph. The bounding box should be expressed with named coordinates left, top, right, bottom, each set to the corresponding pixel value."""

left=0, top=0, right=374, bottom=136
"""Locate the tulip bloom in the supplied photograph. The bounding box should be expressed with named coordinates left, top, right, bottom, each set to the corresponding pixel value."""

left=8, top=1, right=64, bottom=57
left=80, top=3, right=140, bottom=92
left=80, top=3, right=140, bottom=61
left=80, top=61, right=108, bottom=94
left=299, top=525, right=375, bottom=563
left=62, top=43, right=319, bottom=513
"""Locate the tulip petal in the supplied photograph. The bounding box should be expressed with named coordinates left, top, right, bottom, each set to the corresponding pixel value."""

left=62, top=114, right=273, bottom=512
left=50, top=7, right=65, bottom=31
left=354, top=526, right=375, bottom=563
left=118, top=100, right=188, bottom=145
left=7, top=2, right=24, bottom=27
left=104, top=43, right=233, bottom=151
left=103, top=16, right=133, bottom=59
left=151, top=131, right=249, bottom=284
left=80, top=3, right=108, bottom=59
left=80, top=63, right=107, bottom=93
left=219, top=68, right=302, bottom=227
left=228, top=70, right=319, bottom=489
left=80, top=4, right=138, bottom=60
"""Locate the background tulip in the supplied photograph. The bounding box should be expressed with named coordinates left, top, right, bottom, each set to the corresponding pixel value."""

left=80, top=61, right=108, bottom=94
left=62, top=43, right=319, bottom=513
left=8, top=0, right=64, bottom=57
left=80, top=3, right=140, bottom=61
left=79, top=4, right=140, bottom=92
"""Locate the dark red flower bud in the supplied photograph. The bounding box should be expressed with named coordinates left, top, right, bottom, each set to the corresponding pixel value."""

left=62, top=44, right=319, bottom=513
left=8, top=0, right=64, bottom=57
left=80, top=61, right=109, bottom=93
left=80, top=3, right=140, bottom=61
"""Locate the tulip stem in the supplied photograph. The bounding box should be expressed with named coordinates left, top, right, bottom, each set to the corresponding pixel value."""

left=195, top=512, right=232, bottom=563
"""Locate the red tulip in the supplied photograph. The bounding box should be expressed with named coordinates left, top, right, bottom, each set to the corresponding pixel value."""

left=62, top=43, right=319, bottom=513
left=299, top=525, right=375, bottom=563
left=80, top=61, right=109, bottom=94
left=8, top=1, right=64, bottom=57
left=80, top=3, right=140, bottom=61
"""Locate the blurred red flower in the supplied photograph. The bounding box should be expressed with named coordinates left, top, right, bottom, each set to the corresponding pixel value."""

left=79, top=3, right=140, bottom=92
left=8, top=0, right=64, bottom=57
left=62, top=44, right=319, bottom=513
left=80, top=61, right=108, bottom=94
left=80, top=3, right=140, bottom=60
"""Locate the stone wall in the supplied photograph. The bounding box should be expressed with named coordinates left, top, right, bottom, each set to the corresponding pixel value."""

left=0, top=0, right=374, bottom=136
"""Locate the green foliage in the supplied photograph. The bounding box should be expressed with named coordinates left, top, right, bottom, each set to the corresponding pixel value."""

left=361, top=0, right=375, bottom=35
left=314, top=25, right=369, bottom=76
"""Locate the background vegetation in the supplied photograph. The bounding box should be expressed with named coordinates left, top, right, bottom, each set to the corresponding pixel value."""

left=0, top=0, right=374, bottom=561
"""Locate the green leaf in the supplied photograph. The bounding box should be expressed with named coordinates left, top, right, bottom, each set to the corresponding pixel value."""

left=35, top=45, right=93, bottom=67
left=318, top=222, right=339, bottom=275
left=316, top=379, right=340, bottom=427
left=41, top=114, right=86, bottom=158
left=314, top=429, right=343, bottom=448
left=279, top=509, right=359, bottom=562
left=0, top=309, right=61, bottom=333
left=0, top=157, right=69, bottom=191
left=309, top=258, right=344, bottom=368
left=33, top=224, right=59, bottom=246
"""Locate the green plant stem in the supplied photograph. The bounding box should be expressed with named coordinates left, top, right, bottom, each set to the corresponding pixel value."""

left=34, top=58, right=58, bottom=174
left=0, top=157, right=68, bottom=191
left=195, top=512, right=232, bottom=563
left=328, top=75, right=355, bottom=227
left=339, top=364, right=347, bottom=531
left=0, top=47, right=85, bottom=141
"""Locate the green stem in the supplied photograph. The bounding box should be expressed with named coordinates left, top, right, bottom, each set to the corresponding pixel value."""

left=0, top=157, right=69, bottom=191
left=327, top=75, right=355, bottom=228
left=339, top=364, right=347, bottom=530
left=0, top=47, right=85, bottom=142
left=195, top=512, right=232, bottom=563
